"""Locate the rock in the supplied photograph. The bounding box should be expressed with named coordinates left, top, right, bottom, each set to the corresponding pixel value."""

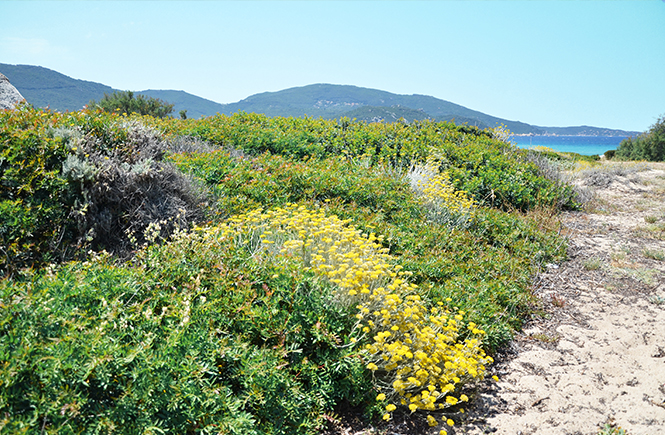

left=0, top=72, right=25, bottom=110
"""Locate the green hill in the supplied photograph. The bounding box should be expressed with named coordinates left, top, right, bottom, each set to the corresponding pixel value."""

left=0, top=63, right=639, bottom=136
left=340, top=105, right=495, bottom=129
left=132, top=89, right=226, bottom=119
left=535, top=125, right=638, bottom=137
left=340, top=105, right=431, bottom=123
left=0, top=63, right=116, bottom=111
left=218, top=83, right=541, bottom=134
left=0, top=64, right=227, bottom=118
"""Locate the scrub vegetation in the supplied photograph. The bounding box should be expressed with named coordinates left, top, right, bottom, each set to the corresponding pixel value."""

left=614, top=114, right=665, bottom=162
left=1, top=105, right=583, bottom=434
left=89, top=90, right=175, bottom=118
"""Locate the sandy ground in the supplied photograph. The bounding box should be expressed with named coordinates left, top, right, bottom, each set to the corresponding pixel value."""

left=459, top=162, right=665, bottom=435
left=325, top=162, right=665, bottom=435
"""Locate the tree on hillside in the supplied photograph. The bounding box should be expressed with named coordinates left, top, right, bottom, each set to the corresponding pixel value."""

left=615, top=114, right=665, bottom=161
left=89, top=91, right=174, bottom=118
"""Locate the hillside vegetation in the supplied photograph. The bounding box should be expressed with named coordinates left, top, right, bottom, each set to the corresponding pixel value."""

left=1, top=64, right=640, bottom=137
left=614, top=114, right=665, bottom=161
left=0, top=63, right=116, bottom=112
left=89, top=91, right=175, bottom=118
left=1, top=106, right=581, bottom=434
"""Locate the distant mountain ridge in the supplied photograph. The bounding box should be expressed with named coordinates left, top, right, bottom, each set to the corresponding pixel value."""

left=138, top=90, right=227, bottom=120
left=0, top=63, right=639, bottom=136
left=218, top=83, right=542, bottom=133
left=0, top=64, right=223, bottom=119
left=0, top=63, right=116, bottom=112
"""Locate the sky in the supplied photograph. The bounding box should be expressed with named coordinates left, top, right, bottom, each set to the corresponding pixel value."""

left=1, top=1, right=664, bottom=132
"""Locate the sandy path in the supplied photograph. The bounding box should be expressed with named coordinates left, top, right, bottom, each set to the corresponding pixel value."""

left=325, top=163, right=665, bottom=435
left=460, top=163, right=665, bottom=435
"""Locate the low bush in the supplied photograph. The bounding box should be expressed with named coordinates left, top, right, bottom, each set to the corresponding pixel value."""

left=89, top=91, right=174, bottom=118
left=162, top=112, right=580, bottom=211
left=170, top=149, right=566, bottom=349
left=577, top=162, right=650, bottom=188
left=615, top=114, right=665, bottom=162
left=407, top=162, right=476, bottom=228
left=58, top=120, right=206, bottom=256
left=0, top=108, right=206, bottom=275
left=0, top=228, right=371, bottom=434
left=0, top=107, right=75, bottom=274
left=1, top=108, right=574, bottom=433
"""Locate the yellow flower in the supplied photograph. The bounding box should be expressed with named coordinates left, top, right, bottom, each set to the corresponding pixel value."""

left=382, top=413, right=391, bottom=421
left=217, top=204, right=495, bottom=422
left=385, top=404, right=396, bottom=412
left=446, top=419, right=454, bottom=426
left=427, top=415, right=437, bottom=427
left=492, top=375, right=499, bottom=382
left=460, top=394, right=468, bottom=402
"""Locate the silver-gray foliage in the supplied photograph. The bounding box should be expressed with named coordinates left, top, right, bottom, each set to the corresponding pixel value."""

left=53, top=122, right=207, bottom=257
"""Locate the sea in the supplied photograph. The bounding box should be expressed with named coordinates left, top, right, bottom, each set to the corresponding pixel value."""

left=510, top=135, right=629, bottom=156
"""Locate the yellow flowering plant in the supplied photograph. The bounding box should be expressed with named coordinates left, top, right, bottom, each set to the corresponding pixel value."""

left=407, top=161, right=476, bottom=228
left=214, top=203, right=493, bottom=427
left=1, top=108, right=578, bottom=434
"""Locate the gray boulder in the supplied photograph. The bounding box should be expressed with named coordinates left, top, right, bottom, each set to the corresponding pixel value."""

left=0, top=72, right=25, bottom=110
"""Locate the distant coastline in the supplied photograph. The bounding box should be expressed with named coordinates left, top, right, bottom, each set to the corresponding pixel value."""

left=513, top=133, right=635, bottom=138
left=511, top=135, right=626, bottom=156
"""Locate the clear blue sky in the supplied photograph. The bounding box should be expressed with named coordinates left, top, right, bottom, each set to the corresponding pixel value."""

left=1, top=1, right=664, bottom=132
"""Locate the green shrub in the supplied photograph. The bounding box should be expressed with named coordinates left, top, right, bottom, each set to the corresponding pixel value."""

left=168, top=150, right=420, bottom=221
left=89, top=90, right=174, bottom=118
left=165, top=112, right=579, bottom=211
left=0, top=108, right=207, bottom=275
left=0, top=108, right=75, bottom=274
left=0, top=230, right=371, bottom=434
left=1, top=108, right=574, bottom=432
left=615, top=114, right=665, bottom=161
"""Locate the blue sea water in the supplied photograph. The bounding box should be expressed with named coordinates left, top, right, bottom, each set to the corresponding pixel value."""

left=511, top=135, right=628, bottom=156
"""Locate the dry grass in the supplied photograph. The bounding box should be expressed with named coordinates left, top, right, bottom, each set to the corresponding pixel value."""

left=583, top=257, right=603, bottom=271
left=643, top=248, right=665, bottom=261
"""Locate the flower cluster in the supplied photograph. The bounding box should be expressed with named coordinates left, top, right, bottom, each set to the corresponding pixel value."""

left=363, top=293, right=490, bottom=427
left=215, top=204, right=493, bottom=428
left=216, top=203, right=396, bottom=306
left=407, top=163, right=476, bottom=228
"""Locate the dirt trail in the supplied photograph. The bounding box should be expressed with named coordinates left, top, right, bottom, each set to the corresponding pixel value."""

left=460, top=162, right=665, bottom=435
left=325, top=162, right=665, bottom=435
